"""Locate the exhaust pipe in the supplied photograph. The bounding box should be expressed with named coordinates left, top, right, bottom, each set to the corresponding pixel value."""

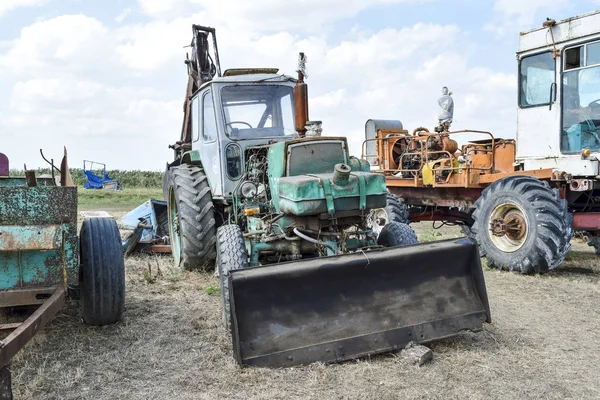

left=294, top=52, right=309, bottom=137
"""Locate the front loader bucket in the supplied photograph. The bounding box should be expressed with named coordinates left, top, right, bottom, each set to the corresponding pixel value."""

left=229, top=238, right=490, bottom=368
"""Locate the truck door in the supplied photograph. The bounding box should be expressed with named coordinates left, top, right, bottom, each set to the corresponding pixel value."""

left=194, top=89, right=223, bottom=196
left=516, top=51, right=561, bottom=159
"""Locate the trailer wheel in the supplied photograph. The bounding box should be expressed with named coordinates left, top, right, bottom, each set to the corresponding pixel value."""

left=216, top=224, right=248, bottom=333
left=377, top=221, right=418, bottom=247
left=168, top=165, right=216, bottom=270
left=79, top=217, right=125, bottom=326
left=368, top=193, right=409, bottom=236
left=472, top=176, right=572, bottom=274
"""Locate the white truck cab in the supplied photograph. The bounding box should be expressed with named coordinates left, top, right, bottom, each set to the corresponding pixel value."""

left=517, top=10, right=600, bottom=176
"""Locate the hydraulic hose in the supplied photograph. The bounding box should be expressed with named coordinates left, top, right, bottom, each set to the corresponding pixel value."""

left=292, top=228, right=336, bottom=252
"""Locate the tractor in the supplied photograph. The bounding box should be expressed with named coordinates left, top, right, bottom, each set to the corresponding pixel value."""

left=365, top=11, right=600, bottom=274
left=163, top=25, right=491, bottom=367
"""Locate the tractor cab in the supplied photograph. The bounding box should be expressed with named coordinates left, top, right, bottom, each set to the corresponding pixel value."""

left=517, top=11, right=600, bottom=176
left=189, top=71, right=299, bottom=197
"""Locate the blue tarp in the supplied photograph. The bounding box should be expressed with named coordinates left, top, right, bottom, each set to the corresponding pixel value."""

left=83, top=170, right=120, bottom=190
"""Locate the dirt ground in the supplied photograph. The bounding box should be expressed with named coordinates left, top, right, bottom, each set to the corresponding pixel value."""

left=5, top=213, right=600, bottom=400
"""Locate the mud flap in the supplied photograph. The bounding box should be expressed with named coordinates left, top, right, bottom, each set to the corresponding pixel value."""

left=229, top=238, right=491, bottom=368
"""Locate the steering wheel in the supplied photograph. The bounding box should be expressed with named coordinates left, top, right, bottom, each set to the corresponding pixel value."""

left=226, top=121, right=253, bottom=129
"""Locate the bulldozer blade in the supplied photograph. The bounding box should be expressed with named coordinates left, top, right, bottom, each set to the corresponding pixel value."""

left=229, top=237, right=490, bottom=368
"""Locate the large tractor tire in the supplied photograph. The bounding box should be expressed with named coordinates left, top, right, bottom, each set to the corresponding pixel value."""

left=377, top=221, right=418, bottom=247
left=216, top=224, right=248, bottom=333
left=471, top=176, right=572, bottom=274
left=168, top=165, right=217, bottom=271
left=79, top=217, right=125, bottom=326
left=368, top=193, right=409, bottom=236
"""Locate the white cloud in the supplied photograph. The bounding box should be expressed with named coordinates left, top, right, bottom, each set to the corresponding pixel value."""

left=0, top=14, right=112, bottom=75
left=485, top=0, right=570, bottom=35
left=115, top=8, right=132, bottom=23
left=0, top=0, right=47, bottom=17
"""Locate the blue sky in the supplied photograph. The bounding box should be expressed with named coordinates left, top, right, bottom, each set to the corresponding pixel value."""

left=1, top=0, right=599, bottom=170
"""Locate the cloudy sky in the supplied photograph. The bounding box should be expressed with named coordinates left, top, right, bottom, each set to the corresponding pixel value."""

left=1, top=0, right=599, bottom=171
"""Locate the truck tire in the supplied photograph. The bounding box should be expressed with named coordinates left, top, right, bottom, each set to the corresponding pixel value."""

left=471, top=176, right=572, bottom=274
left=168, top=165, right=217, bottom=270
left=79, top=217, right=125, bottom=326
left=216, top=224, right=248, bottom=333
left=368, top=193, right=409, bottom=236
left=162, top=166, right=173, bottom=202
left=377, top=221, right=418, bottom=247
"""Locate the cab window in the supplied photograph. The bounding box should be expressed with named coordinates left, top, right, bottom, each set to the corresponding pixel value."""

left=519, top=52, right=555, bottom=107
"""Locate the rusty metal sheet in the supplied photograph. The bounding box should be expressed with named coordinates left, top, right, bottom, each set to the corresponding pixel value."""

left=0, top=186, right=78, bottom=290
left=0, top=288, right=57, bottom=307
left=0, top=186, right=77, bottom=226
left=0, top=287, right=65, bottom=368
left=0, top=225, right=61, bottom=251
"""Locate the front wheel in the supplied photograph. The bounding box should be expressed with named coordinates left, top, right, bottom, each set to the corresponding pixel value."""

left=79, top=217, right=125, bottom=326
left=216, top=224, right=248, bottom=333
left=472, top=176, right=572, bottom=274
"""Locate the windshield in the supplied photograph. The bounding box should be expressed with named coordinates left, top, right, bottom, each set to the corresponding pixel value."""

left=220, top=85, right=296, bottom=140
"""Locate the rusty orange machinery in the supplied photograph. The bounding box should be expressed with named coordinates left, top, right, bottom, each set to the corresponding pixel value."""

left=363, top=126, right=554, bottom=190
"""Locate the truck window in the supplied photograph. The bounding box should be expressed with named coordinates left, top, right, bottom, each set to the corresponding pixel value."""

left=562, top=42, right=600, bottom=152
left=519, top=52, right=555, bottom=107
left=192, top=96, right=199, bottom=142
left=202, top=91, right=217, bottom=142
left=221, top=85, right=296, bottom=140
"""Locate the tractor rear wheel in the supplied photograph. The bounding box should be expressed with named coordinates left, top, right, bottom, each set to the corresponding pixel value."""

left=368, top=193, right=409, bottom=237
left=168, top=165, right=217, bottom=270
left=216, top=224, right=248, bottom=333
left=377, top=221, right=418, bottom=247
left=162, top=165, right=173, bottom=202
left=472, top=176, right=572, bottom=274
left=79, top=217, right=125, bottom=326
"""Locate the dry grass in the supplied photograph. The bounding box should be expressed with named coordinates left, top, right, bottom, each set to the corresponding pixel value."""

left=6, top=220, right=600, bottom=400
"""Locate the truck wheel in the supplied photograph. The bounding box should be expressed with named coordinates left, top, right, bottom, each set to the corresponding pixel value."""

left=168, top=165, right=216, bottom=270
left=216, top=224, right=248, bottom=333
left=472, top=176, right=572, bottom=274
left=79, top=217, right=125, bottom=326
left=368, top=193, right=409, bottom=236
left=377, top=221, right=418, bottom=247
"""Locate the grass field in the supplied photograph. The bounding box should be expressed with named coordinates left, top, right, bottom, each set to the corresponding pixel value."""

left=77, top=187, right=164, bottom=210
left=4, top=198, right=600, bottom=399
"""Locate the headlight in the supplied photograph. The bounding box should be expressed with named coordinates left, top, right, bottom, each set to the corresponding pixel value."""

left=225, top=143, right=243, bottom=179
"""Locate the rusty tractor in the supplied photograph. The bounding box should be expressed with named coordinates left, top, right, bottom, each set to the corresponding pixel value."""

left=162, top=24, right=491, bottom=367
left=364, top=12, right=600, bottom=274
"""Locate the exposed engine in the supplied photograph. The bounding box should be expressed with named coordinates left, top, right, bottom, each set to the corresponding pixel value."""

left=391, top=128, right=459, bottom=183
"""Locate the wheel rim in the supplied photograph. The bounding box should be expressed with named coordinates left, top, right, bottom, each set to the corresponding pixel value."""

left=168, top=187, right=182, bottom=265
left=367, top=208, right=389, bottom=236
left=488, top=202, right=528, bottom=253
